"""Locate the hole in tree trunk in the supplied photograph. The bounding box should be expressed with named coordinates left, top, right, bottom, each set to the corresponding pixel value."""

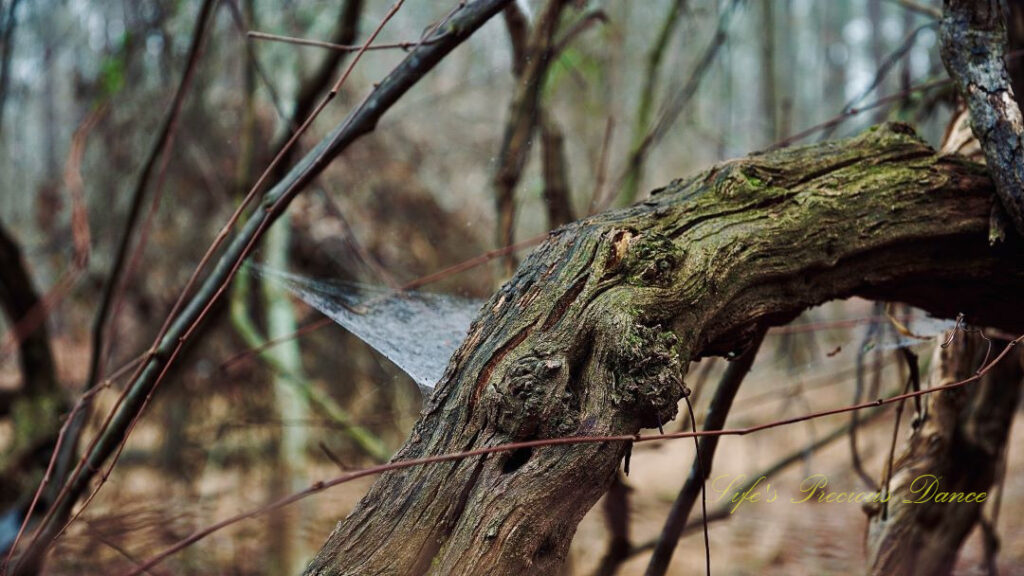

left=534, top=534, right=557, bottom=561
left=502, top=447, right=533, bottom=474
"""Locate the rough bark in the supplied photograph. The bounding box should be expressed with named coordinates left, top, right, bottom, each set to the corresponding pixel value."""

left=940, top=0, right=1024, bottom=235
left=645, top=329, right=766, bottom=575
left=865, top=332, right=1024, bottom=575
left=304, top=123, right=1024, bottom=575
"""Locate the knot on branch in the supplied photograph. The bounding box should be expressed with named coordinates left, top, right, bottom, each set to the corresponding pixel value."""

left=623, top=232, right=683, bottom=287
left=610, top=323, right=684, bottom=428
left=484, top=347, right=579, bottom=440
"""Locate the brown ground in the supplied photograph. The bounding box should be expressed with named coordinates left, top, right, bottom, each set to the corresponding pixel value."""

left=38, top=299, right=1024, bottom=575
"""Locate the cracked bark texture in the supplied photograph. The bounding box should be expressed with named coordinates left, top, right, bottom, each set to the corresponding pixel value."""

left=304, top=124, right=1024, bottom=575
left=865, top=332, right=1024, bottom=576
left=940, top=0, right=1024, bottom=236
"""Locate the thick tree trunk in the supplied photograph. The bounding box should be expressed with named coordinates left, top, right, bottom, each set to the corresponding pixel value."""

left=305, top=124, right=1024, bottom=575
left=865, top=332, right=1023, bottom=575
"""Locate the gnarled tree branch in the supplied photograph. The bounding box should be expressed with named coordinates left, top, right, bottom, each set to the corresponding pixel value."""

left=304, top=123, right=1024, bottom=575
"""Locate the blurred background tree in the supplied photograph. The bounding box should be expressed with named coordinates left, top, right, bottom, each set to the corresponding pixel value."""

left=1, top=0, right=1021, bottom=574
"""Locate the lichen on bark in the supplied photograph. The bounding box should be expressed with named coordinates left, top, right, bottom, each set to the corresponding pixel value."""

left=304, top=123, right=1024, bottom=576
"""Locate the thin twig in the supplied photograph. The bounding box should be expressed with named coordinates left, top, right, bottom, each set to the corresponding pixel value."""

left=247, top=30, right=447, bottom=52
left=15, top=0, right=513, bottom=568
left=629, top=400, right=894, bottom=558
left=885, top=0, right=941, bottom=20
left=820, top=22, right=938, bottom=140
left=224, top=0, right=288, bottom=123
left=766, top=78, right=950, bottom=151
left=850, top=302, right=883, bottom=490
left=8, top=1, right=215, bottom=565
left=616, top=0, right=741, bottom=208
left=493, top=0, right=571, bottom=274
left=0, top=105, right=104, bottom=362
left=645, top=329, right=766, bottom=576
left=552, top=9, right=607, bottom=54
left=589, top=116, right=615, bottom=214
left=128, top=332, right=1021, bottom=575
left=59, top=0, right=409, bottom=543
left=880, top=348, right=919, bottom=520
left=686, top=395, right=710, bottom=576
left=619, top=0, right=686, bottom=206
left=591, top=472, right=631, bottom=576
left=78, top=0, right=216, bottom=497
left=0, top=0, right=23, bottom=136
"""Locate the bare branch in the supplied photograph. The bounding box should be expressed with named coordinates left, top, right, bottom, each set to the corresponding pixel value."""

left=6, top=0, right=513, bottom=570
left=247, top=29, right=445, bottom=52
left=493, top=0, right=571, bottom=274
left=645, top=330, right=767, bottom=576
left=940, top=0, right=1024, bottom=235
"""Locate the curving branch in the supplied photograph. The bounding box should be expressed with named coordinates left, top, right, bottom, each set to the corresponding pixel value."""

left=303, top=123, right=1024, bottom=574
left=6, top=0, right=514, bottom=571
left=940, top=0, right=1024, bottom=235
left=865, top=331, right=1023, bottom=575
left=645, top=329, right=766, bottom=576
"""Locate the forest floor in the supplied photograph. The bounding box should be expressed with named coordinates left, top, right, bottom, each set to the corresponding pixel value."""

left=36, top=299, right=1024, bottom=575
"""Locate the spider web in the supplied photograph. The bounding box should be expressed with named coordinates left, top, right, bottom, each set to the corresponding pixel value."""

left=252, top=264, right=484, bottom=393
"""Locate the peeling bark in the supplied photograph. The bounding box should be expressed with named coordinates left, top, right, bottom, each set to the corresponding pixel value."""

left=304, top=124, right=1024, bottom=575
left=940, top=0, right=1024, bottom=235
left=865, top=332, right=1024, bottom=576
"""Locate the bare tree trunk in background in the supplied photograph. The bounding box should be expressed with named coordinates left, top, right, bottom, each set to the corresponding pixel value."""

left=244, top=3, right=363, bottom=571
left=868, top=0, right=887, bottom=123
left=716, top=34, right=732, bottom=160
left=234, top=0, right=258, bottom=197
left=3, top=2, right=514, bottom=572
left=760, top=0, right=778, bottom=144
left=263, top=217, right=312, bottom=575
left=620, top=0, right=686, bottom=206
left=539, top=112, right=574, bottom=229
left=304, top=125, right=1024, bottom=575
left=822, top=0, right=848, bottom=124
left=0, top=0, right=22, bottom=137
left=493, top=0, right=570, bottom=276
left=0, top=219, right=61, bottom=565
left=865, top=332, right=1023, bottom=575
left=778, top=0, right=794, bottom=138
